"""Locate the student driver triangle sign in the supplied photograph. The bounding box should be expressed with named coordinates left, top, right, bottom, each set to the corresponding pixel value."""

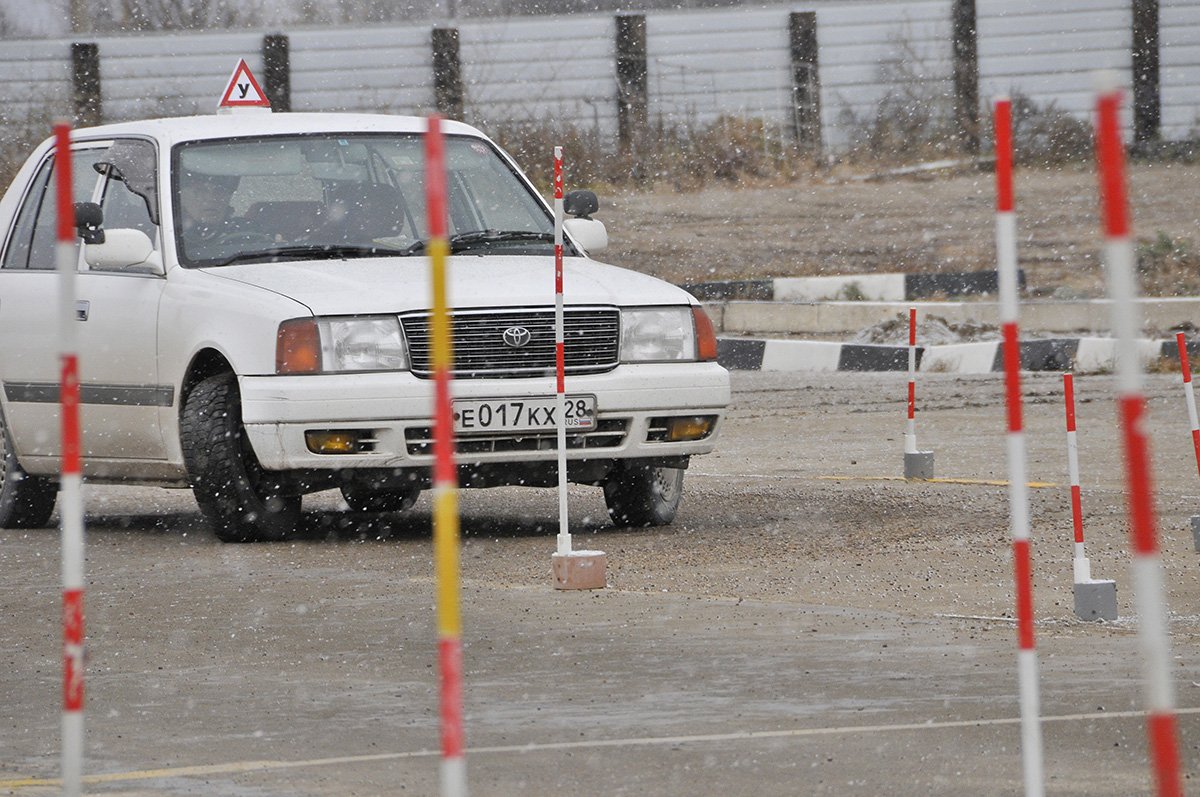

left=218, top=59, right=271, bottom=111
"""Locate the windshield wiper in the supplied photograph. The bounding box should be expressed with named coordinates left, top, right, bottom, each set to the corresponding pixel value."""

left=449, top=230, right=555, bottom=251
left=207, top=244, right=404, bottom=267
left=401, top=230, right=555, bottom=256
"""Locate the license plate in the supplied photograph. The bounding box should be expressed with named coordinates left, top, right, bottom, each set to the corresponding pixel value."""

left=453, top=396, right=596, bottom=434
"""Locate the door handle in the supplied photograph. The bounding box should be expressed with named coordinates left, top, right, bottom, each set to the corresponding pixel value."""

left=76, top=300, right=90, bottom=321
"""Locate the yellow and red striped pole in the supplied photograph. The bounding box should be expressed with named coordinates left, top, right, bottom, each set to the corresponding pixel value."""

left=54, top=120, right=86, bottom=797
left=993, top=96, right=1045, bottom=797
left=1094, top=76, right=1182, bottom=797
left=425, top=116, right=468, bottom=797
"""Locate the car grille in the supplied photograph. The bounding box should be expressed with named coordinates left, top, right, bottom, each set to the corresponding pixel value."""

left=404, top=419, right=629, bottom=456
left=401, top=308, right=620, bottom=379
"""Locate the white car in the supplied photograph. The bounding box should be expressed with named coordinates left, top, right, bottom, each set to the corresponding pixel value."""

left=0, top=113, right=729, bottom=541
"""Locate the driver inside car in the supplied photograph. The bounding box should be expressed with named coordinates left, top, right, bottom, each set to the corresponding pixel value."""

left=177, top=171, right=246, bottom=258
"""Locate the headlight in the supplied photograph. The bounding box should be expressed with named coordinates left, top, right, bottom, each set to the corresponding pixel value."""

left=320, top=317, right=406, bottom=371
left=277, top=316, right=407, bottom=373
left=620, top=307, right=696, bottom=362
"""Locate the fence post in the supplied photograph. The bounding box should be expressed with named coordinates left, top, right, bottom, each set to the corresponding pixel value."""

left=615, top=13, right=648, bottom=153
left=952, top=0, right=979, bottom=155
left=432, top=27, right=464, bottom=120
left=262, top=34, right=291, bottom=112
left=1132, top=0, right=1161, bottom=145
left=788, top=11, right=821, bottom=153
left=70, top=43, right=101, bottom=128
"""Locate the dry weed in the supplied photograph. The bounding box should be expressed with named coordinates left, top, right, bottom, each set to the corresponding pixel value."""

left=1137, top=232, right=1200, bottom=296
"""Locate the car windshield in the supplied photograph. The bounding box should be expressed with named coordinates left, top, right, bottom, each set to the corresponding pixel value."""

left=172, top=133, right=557, bottom=267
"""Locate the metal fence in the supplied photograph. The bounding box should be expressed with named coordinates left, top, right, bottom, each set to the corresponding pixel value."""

left=0, top=0, right=1195, bottom=159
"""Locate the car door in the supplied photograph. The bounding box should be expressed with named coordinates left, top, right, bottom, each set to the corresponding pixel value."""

left=75, top=138, right=170, bottom=465
left=0, top=143, right=108, bottom=469
left=0, top=138, right=168, bottom=471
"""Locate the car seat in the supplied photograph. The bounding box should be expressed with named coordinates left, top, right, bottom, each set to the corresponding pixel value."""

left=318, top=183, right=407, bottom=245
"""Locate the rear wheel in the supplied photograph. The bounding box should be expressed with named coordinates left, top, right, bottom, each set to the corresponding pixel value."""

left=603, top=463, right=684, bottom=527
left=181, top=372, right=300, bottom=543
left=0, top=405, right=57, bottom=529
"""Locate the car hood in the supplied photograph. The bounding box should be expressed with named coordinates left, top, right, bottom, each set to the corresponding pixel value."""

left=201, top=255, right=694, bottom=314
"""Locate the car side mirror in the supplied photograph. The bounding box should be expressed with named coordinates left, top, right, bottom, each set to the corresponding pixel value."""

left=84, top=228, right=163, bottom=274
left=564, top=217, right=607, bottom=253
left=563, top=190, right=599, bottom=220
left=74, top=202, right=105, bottom=245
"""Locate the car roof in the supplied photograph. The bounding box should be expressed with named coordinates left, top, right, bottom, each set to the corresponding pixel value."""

left=69, top=112, right=485, bottom=147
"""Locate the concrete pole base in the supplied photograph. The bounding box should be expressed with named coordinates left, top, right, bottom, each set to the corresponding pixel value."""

left=1073, top=580, right=1117, bottom=622
left=552, top=550, right=607, bottom=590
left=904, top=451, right=935, bottom=480
left=1191, top=515, right=1200, bottom=552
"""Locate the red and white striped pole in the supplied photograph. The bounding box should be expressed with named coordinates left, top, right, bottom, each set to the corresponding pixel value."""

left=548, top=151, right=605, bottom=590
left=425, top=116, right=468, bottom=797
left=1095, top=76, right=1182, bottom=797
left=1063, top=373, right=1092, bottom=584
left=1177, top=331, right=1200, bottom=552
left=1063, top=373, right=1118, bottom=620
left=54, top=120, right=86, bottom=797
left=553, top=146, right=571, bottom=557
left=905, top=306, right=918, bottom=455
left=993, top=96, right=1045, bottom=797
left=902, top=307, right=934, bottom=478
left=1176, top=332, right=1200, bottom=481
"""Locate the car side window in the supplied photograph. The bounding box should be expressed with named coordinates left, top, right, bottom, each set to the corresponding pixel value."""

left=97, top=139, right=159, bottom=243
left=99, top=158, right=159, bottom=246
left=2, top=159, right=52, bottom=270
left=2, top=147, right=107, bottom=271
left=101, top=178, right=157, bottom=241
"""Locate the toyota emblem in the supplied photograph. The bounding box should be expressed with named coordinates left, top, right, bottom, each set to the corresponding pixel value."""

left=502, top=326, right=532, bottom=348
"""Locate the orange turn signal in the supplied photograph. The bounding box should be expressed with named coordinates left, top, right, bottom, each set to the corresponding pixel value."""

left=277, top=318, right=321, bottom=374
left=692, top=306, right=718, bottom=362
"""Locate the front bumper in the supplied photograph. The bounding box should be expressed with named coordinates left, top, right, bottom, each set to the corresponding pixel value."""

left=239, top=363, right=730, bottom=471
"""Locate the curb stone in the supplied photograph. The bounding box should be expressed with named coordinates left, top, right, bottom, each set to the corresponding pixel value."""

left=685, top=270, right=1025, bottom=302
left=718, top=336, right=1199, bottom=374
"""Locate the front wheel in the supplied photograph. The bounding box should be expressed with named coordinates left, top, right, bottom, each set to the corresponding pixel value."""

left=603, top=464, right=684, bottom=527
left=0, top=405, right=57, bottom=529
left=181, top=373, right=300, bottom=542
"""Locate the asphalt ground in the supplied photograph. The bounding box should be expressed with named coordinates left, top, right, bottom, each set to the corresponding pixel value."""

left=3, top=370, right=1200, bottom=795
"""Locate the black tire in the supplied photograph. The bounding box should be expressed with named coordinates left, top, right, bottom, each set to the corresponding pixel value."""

left=340, top=483, right=420, bottom=513
left=0, top=404, right=57, bottom=529
left=603, top=464, right=684, bottom=527
left=181, top=372, right=300, bottom=542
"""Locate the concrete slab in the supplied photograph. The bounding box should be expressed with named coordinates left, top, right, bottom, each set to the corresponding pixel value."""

left=904, top=451, right=935, bottom=479
left=709, top=297, right=1200, bottom=337
left=1074, top=580, right=1118, bottom=622
left=552, top=549, right=607, bottom=590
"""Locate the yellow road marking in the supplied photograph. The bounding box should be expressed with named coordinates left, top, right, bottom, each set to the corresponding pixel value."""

left=3, top=706, right=1198, bottom=788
